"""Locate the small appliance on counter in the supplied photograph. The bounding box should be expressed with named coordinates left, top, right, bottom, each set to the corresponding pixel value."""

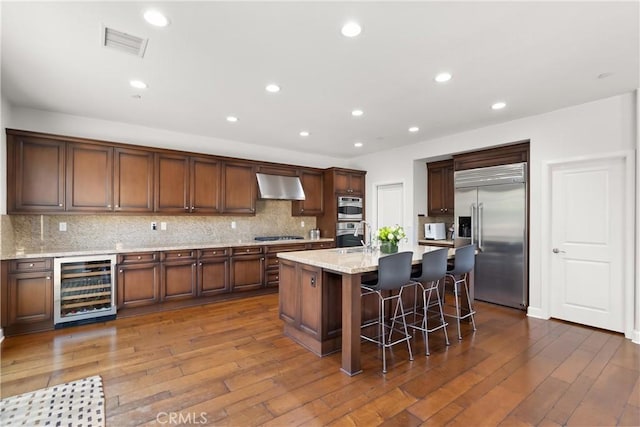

left=309, top=228, right=321, bottom=240
left=424, top=222, right=446, bottom=240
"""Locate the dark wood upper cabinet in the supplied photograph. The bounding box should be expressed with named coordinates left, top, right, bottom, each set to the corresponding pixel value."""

left=66, top=142, right=114, bottom=211
left=155, top=153, right=190, bottom=213
left=190, top=156, right=221, bottom=214
left=334, top=169, right=365, bottom=195
left=292, top=169, right=324, bottom=216
left=114, top=147, right=154, bottom=212
left=427, top=159, right=454, bottom=216
left=453, top=141, right=529, bottom=171
left=7, top=132, right=65, bottom=212
left=221, top=161, right=256, bottom=214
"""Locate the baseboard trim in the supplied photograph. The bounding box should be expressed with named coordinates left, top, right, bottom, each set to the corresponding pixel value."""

left=526, top=307, right=549, bottom=320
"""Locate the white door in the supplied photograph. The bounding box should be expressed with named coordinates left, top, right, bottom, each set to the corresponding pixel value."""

left=550, top=156, right=625, bottom=332
left=376, top=183, right=403, bottom=231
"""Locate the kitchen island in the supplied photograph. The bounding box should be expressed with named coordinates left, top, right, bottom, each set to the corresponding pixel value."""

left=277, top=245, right=463, bottom=376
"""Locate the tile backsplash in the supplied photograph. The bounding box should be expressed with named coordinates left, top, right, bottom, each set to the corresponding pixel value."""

left=1, top=200, right=316, bottom=255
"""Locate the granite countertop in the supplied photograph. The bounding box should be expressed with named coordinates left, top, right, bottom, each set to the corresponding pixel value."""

left=2, top=238, right=334, bottom=260
left=277, top=244, right=454, bottom=275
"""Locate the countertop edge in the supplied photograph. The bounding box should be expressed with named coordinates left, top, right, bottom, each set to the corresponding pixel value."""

left=1, top=238, right=335, bottom=260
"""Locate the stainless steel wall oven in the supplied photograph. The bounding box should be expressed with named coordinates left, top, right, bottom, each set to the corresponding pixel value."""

left=337, top=196, right=363, bottom=221
left=336, top=222, right=364, bottom=247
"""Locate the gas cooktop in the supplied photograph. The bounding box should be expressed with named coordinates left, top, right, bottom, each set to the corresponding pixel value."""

left=254, top=236, right=304, bottom=241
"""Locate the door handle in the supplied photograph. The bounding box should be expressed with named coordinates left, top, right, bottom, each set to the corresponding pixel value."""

left=552, top=248, right=566, bottom=254
left=470, top=203, right=476, bottom=245
left=478, top=202, right=483, bottom=251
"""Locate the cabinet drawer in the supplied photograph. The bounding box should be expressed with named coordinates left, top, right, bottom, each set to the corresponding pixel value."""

left=198, top=248, right=229, bottom=259
left=265, top=244, right=306, bottom=254
left=266, top=255, right=280, bottom=269
left=118, top=252, right=159, bottom=264
left=266, top=270, right=280, bottom=286
left=9, top=258, right=52, bottom=272
left=231, top=246, right=263, bottom=256
left=307, top=242, right=334, bottom=250
left=162, top=250, right=196, bottom=262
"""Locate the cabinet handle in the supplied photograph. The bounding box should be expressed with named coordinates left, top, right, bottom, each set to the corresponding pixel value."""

left=119, top=269, right=123, bottom=273
left=115, top=204, right=119, bottom=208
left=46, top=276, right=51, bottom=280
left=184, top=206, right=189, bottom=210
left=107, top=204, right=111, bottom=208
left=275, top=275, right=279, bottom=280
left=199, top=262, right=202, bottom=266
left=275, top=259, right=279, bottom=264
left=191, top=206, right=195, bottom=210
left=310, top=276, right=316, bottom=287
left=177, top=253, right=182, bottom=257
left=212, top=251, right=217, bottom=255
left=29, top=263, right=34, bottom=267
left=246, top=249, right=250, bottom=252
left=137, top=256, right=141, bottom=260
left=59, top=203, right=63, bottom=207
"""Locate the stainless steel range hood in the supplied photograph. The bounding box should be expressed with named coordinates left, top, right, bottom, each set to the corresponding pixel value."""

left=256, top=173, right=306, bottom=200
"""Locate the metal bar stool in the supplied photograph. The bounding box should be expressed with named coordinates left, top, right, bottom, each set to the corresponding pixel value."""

left=444, top=244, right=477, bottom=340
left=409, top=248, right=450, bottom=355
left=360, top=251, right=415, bottom=373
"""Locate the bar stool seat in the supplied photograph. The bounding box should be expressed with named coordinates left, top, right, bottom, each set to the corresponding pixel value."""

left=409, top=248, right=450, bottom=355
left=360, top=251, right=415, bottom=373
left=444, top=244, right=477, bottom=340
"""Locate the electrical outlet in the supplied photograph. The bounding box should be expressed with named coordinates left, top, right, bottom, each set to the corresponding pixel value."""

left=300, top=221, right=305, bottom=228
left=231, top=221, right=237, bottom=229
left=151, top=222, right=157, bottom=231
left=160, top=222, right=167, bottom=231
left=59, top=222, right=67, bottom=232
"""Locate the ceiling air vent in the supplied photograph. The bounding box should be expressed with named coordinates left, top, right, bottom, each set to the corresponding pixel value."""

left=102, top=25, right=148, bottom=57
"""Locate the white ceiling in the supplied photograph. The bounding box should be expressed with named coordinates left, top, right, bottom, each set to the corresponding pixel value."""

left=2, top=1, right=638, bottom=159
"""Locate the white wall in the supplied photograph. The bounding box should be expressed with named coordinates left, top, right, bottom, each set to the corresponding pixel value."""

left=5, top=106, right=348, bottom=170
left=351, top=92, right=637, bottom=332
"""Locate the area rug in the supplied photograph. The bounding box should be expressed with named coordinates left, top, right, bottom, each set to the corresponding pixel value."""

left=0, top=375, right=105, bottom=426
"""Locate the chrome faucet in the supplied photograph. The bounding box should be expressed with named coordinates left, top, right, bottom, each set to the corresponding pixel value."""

left=355, top=220, right=372, bottom=251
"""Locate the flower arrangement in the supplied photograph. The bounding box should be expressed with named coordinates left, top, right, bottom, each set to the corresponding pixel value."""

left=374, top=225, right=407, bottom=245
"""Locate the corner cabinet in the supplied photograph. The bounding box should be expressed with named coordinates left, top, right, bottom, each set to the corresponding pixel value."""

left=427, top=160, right=454, bottom=215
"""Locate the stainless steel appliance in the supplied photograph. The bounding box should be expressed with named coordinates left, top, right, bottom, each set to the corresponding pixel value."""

left=336, top=222, right=364, bottom=247
left=54, top=254, right=117, bottom=327
left=454, top=162, right=528, bottom=310
left=424, top=222, right=446, bottom=240
left=337, top=196, right=363, bottom=221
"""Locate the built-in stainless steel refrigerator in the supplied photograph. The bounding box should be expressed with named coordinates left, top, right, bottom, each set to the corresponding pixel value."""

left=454, top=163, right=528, bottom=310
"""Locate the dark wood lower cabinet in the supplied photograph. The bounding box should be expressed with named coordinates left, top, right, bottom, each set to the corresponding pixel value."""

left=0, top=258, right=54, bottom=335
left=197, top=248, right=230, bottom=296
left=230, top=255, right=264, bottom=292
left=161, top=250, right=196, bottom=301
left=117, top=261, right=161, bottom=309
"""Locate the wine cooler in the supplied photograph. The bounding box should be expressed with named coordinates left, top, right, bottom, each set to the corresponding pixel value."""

left=54, top=255, right=117, bottom=327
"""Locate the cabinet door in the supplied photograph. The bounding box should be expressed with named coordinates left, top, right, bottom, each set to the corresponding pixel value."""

left=230, top=256, right=264, bottom=291
left=222, top=162, right=256, bottom=214
left=443, top=163, right=454, bottom=213
left=334, top=170, right=351, bottom=194
left=190, top=156, right=221, bottom=213
left=292, top=169, right=323, bottom=216
left=9, top=134, right=65, bottom=212
left=114, top=147, right=154, bottom=212
left=348, top=173, right=365, bottom=196
left=278, top=259, right=298, bottom=324
left=7, top=271, right=53, bottom=328
left=66, top=142, right=113, bottom=211
left=117, top=263, right=160, bottom=308
left=161, top=261, right=197, bottom=300
left=198, top=258, right=229, bottom=296
left=427, top=160, right=454, bottom=215
left=155, top=153, right=190, bottom=213
left=299, top=264, right=321, bottom=338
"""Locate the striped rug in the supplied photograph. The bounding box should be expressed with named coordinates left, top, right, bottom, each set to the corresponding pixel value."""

left=0, top=375, right=105, bottom=426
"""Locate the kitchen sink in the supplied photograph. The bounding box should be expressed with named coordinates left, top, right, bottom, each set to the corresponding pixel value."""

left=332, top=247, right=366, bottom=254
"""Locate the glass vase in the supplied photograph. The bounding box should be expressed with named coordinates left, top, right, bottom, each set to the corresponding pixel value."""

left=379, top=241, right=398, bottom=254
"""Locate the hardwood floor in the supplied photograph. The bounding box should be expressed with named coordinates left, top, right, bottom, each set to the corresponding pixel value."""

left=1, top=294, right=638, bottom=426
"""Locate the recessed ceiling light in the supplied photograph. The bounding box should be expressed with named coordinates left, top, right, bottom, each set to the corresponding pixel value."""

left=354, top=142, right=363, bottom=148
left=144, top=10, right=169, bottom=27
left=491, top=102, right=507, bottom=110
left=299, top=131, right=310, bottom=137
left=409, top=126, right=420, bottom=133
left=597, top=72, right=613, bottom=79
left=129, top=80, right=147, bottom=89
left=434, top=72, right=452, bottom=83
left=341, top=21, right=362, bottom=37
left=351, top=109, right=364, bottom=117
left=265, top=84, right=280, bottom=93
left=226, top=116, right=238, bottom=122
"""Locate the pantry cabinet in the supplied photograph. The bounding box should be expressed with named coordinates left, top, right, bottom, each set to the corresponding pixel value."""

left=427, top=159, right=454, bottom=215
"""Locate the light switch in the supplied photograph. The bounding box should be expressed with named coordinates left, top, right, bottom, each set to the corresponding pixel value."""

left=160, top=222, right=167, bottom=231
left=59, top=222, right=67, bottom=232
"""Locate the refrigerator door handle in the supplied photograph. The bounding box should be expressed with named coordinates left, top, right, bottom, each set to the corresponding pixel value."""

left=470, top=203, right=477, bottom=245
left=478, top=202, right=484, bottom=251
